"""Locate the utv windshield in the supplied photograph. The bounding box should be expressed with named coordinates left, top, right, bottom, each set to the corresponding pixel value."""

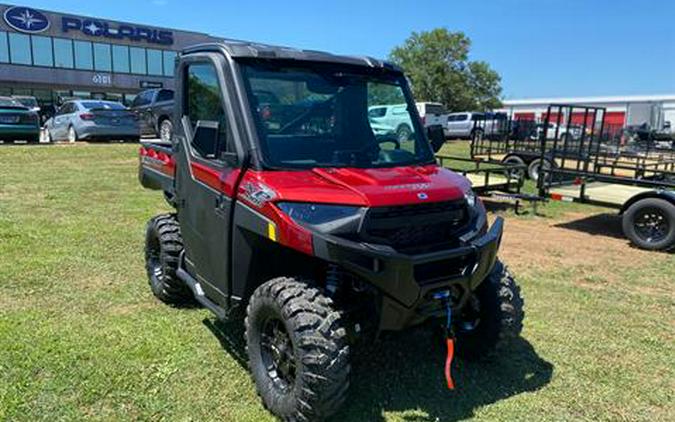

left=240, top=61, right=435, bottom=169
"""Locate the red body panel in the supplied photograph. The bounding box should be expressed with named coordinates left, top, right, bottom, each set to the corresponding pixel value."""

left=232, top=165, right=470, bottom=256
left=242, top=165, right=469, bottom=207
left=140, top=144, right=470, bottom=257
left=190, top=162, right=240, bottom=197
left=140, top=146, right=176, bottom=176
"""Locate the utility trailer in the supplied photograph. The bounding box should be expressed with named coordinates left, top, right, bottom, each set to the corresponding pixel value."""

left=433, top=153, right=545, bottom=214
left=535, top=105, right=675, bottom=251
left=435, top=154, right=524, bottom=194
left=470, top=105, right=675, bottom=183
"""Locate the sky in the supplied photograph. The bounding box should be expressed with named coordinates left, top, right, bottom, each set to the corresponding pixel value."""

left=16, top=0, right=675, bottom=99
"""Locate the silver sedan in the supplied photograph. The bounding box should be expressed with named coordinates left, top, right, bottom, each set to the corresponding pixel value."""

left=44, top=100, right=140, bottom=143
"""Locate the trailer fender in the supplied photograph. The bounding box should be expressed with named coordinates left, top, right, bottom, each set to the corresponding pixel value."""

left=619, top=190, right=675, bottom=214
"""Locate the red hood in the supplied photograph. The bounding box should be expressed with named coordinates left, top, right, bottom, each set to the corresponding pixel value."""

left=248, top=164, right=470, bottom=207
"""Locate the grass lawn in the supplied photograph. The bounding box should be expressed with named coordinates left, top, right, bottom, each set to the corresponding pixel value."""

left=1, top=143, right=673, bottom=421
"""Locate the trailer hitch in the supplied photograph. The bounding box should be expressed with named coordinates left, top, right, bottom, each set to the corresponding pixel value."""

left=432, top=290, right=456, bottom=390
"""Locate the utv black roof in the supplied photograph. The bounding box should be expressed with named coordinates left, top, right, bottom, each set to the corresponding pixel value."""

left=182, top=39, right=402, bottom=72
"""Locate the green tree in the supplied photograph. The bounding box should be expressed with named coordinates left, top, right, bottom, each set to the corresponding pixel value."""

left=389, top=28, right=502, bottom=112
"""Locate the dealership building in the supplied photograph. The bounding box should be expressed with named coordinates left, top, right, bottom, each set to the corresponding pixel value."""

left=0, top=3, right=217, bottom=108
left=500, top=94, right=675, bottom=131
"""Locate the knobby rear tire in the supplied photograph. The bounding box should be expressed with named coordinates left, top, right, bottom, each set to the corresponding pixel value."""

left=144, top=213, right=193, bottom=304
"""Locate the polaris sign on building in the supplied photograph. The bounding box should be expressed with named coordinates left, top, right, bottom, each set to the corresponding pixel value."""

left=61, top=16, right=174, bottom=45
left=0, top=3, right=217, bottom=109
left=3, top=6, right=50, bottom=33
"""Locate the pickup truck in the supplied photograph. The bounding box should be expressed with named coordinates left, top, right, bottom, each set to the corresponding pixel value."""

left=138, top=40, right=523, bottom=421
left=130, top=88, right=174, bottom=142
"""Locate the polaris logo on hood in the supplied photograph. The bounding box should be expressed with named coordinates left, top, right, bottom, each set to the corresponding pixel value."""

left=62, top=17, right=174, bottom=45
left=3, top=6, right=50, bottom=33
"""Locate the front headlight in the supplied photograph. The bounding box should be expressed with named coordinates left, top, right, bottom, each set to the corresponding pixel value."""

left=464, top=189, right=477, bottom=208
left=277, top=202, right=365, bottom=235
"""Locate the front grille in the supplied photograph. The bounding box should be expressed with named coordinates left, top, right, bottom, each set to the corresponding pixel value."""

left=360, top=200, right=469, bottom=253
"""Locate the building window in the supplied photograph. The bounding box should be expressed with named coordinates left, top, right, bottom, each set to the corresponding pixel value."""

left=163, top=51, right=176, bottom=77
left=74, top=40, right=93, bottom=70
left=8, top=33, right=32, bottom=65
left=112, top=45, right=129, bottom=73
left=54, top=38, right=74, bottom=69
left=130, top=47, right=146, bottom=75
left=31, top=35, right=53, bottom=67
left=147, top=49, right=163, bottom=76
left=72, top=91, right=91, bottom=99
left=93, top=43, right=112, bottom=72
left=0, top=31, right=8, bottom=63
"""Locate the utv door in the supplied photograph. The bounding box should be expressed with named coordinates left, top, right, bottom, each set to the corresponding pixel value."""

left=173, top=54, right=241, bottom=307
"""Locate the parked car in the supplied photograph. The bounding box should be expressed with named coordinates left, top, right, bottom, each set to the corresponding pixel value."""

left=0, top=96, right=40, bottom=143
left=130, top=89, right=174, bottom=142
left=44, top=100, right=139, bottom=143
left=12, top=95, right=40, bottom=114
left=531, top=122, right=583, bottom=142
left=368, top=103, right=416, bottom=141
left=416, top=102, right=448, bottom=128
left=446, top=111, right=507, bottom=139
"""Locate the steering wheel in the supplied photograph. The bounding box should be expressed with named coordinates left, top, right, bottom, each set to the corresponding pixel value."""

left=278, top=98, right=335, bottom=134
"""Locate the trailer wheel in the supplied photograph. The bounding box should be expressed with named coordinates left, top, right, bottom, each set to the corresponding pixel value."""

left=396, top=124, right=412, bottom=142
left=159, top=118, right=173, bottom=143
left=622, top=198, right=675, bottom=251
left=502, top=155, right=526, bottom=180
left=245, top=277, right=350, bottom=421
left=455, top=260, right=524, bottom=359
left=144, top=213, right=193, bottom=304
left=527, top=158, right=552, bottom=181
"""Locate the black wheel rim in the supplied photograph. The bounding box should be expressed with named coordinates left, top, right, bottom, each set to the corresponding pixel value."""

left=147, top=236, right=163, bottom=282
left=457, top=295, right=481, bottom=332
left=634, top=207, right=670, bottom=243
left=260, top=317, right=296, bottom=391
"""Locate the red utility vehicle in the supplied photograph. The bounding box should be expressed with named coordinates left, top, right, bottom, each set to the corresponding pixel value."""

left=139, top=40, right=524, bottom=421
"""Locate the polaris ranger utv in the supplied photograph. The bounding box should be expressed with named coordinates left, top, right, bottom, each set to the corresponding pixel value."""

left=139, top=40, right=524, bottom=421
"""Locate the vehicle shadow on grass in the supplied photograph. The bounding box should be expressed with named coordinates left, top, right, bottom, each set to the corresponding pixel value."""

left=205, top=318, right=553, bottom=421
left=336, top=328, right=553, bottom=421
left=553, top=213, right=625, bottom=240
left=203, top=316, right=249, bottom=369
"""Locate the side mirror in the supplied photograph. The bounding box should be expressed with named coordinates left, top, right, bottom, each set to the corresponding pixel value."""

left=193, top=120, right=220, bottom=158
left=427, top=124, right=445, bottom=153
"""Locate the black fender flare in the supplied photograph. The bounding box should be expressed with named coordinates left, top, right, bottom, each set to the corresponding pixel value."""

left=619, top=189, right=675, bottom=214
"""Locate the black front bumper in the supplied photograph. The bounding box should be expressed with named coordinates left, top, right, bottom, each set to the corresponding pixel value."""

left=312, top=217, right=504, bottom=331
